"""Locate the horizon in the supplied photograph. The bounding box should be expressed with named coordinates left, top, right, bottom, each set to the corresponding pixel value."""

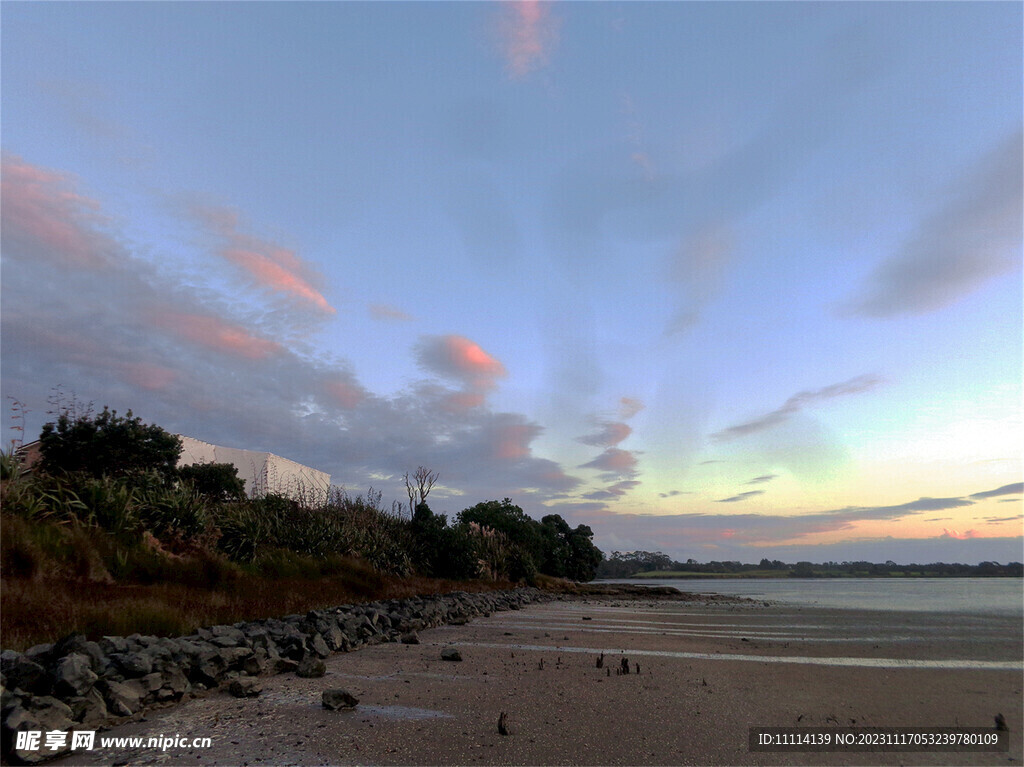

left=2, top=2, right=1021, bottom=568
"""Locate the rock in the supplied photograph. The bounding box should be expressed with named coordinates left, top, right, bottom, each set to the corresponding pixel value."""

left=272, top=657, right=299, bottom=674
left=441, top=648, right=462, bottom=662
left=54, top=653, right=99, bottom=699
left=4, top=657, right=52, bottom=696
left=995, top=713, right=1008, bottom=731
left=322, top=688, right=359, bottom=710
left=3, top=696, right=75, bottom=763
left=67, top=687, right=108, bottom=728
left=296, top=656, right=327, bottom=678
left=98, top=679, right=143, bottom=717
left=112, top=651, right=153, bottom=678
left=498, top=711, right=510, bottom=736
left=228, top=678, right=262, bottom=698
left=309, top=633, right=331, bottom=659
left=400, top=632, right=420, bottom=645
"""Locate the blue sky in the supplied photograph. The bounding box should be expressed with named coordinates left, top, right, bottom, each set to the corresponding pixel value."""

left=2, top=1, right=1021, bottom=564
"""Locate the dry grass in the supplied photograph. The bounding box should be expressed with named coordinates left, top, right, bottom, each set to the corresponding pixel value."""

left=0, top=568, right=520, bottom=652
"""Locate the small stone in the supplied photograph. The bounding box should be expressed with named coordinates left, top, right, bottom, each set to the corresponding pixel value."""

left=322, top=688, right=359, bottom=710
left=400, top=632, right=420, bottom=645
left=440, top=648, right=462, bottom=662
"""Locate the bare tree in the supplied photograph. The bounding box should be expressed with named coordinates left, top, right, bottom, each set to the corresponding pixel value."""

left=404, top=466, right=438, bottom=517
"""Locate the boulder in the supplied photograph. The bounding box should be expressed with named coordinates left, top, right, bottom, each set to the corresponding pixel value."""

left=296, top=656, right=326, bottom=678
left=441, top=648, right=462, bottom=662
left=322, top=688, right=359, bottom=710
left=53, top=653, right=98, bottom=698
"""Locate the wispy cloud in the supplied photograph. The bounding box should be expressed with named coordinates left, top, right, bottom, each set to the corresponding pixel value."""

left=1, top=153, right=113, bottom=269
left=665, top=223, right=734, bottom=336
left=578, top=421, right=632, bottom=448
left=711, top=375, right=882, bottom=442
left=193, top=205, right=335, bottom=316
left=498, top=0, right=559, bottom=78
left=579, top=447, right=639, bottom=480
left=716, top=490, right=764, bottom=503
left=846, top=131, right=1023, bottom=317
left=746, top=474, right=779, bottom=485
left=618, top=397, right=645, bottom=420
left=369, top=304, right=415, bottom=322
left=151, top=312, right=284, bottom=361
left=969, top=482, right=1023, bottom=500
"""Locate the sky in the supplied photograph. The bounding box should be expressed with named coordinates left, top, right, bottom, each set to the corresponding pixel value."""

left=1, top=1, right=1021, bottom=566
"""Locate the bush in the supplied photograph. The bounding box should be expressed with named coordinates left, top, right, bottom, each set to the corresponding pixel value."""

left=178, top=462, right=245, bottom=502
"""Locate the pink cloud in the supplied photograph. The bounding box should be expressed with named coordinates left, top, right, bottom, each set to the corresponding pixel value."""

left=325, top=379, right=365, bottom=409
left=580, top=447, right=639, bottom=478
left=499, top=0, right=559, bottom=78
left=152, top=311, right=283, bottom=361
left=619, top=397, right=644, bottom=420
left=417, top=335, right=507, bottom=390
left=194, top=205, right=334, bottom=315
left=493, top=423, right=536, bottom=461
left=121, top=362, right=177, bottom=391
left=0, top=154, right=111, bottom=268
left=942, top=528, right=978, bottom=540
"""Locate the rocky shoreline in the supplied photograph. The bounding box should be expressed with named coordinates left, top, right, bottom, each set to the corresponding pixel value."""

left=1, top=587, right=553, bottom=764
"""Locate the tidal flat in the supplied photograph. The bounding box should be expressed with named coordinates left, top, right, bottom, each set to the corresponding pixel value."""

left=56, top=596, right=1022, bottom=766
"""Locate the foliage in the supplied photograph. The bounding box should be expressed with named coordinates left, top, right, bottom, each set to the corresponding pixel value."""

left=39, top=406, right=182, bottom=482
left=178, top=462, right=245, bottom=502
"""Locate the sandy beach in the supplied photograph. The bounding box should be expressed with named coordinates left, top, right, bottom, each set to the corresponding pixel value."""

left=54, top=595, right=1022, bottom=766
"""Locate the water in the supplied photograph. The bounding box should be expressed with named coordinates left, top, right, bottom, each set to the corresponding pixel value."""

left=598, top=577, right=1024, bottom=615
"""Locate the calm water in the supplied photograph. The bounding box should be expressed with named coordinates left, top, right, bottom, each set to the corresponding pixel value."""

left=600, top=577, right=1024, bottom=615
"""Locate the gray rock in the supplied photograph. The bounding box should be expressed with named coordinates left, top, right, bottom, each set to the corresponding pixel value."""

left=54, top=653, right=98, bottom=698
left=322, top=688, right=359, bottom=710
left=113, top=651, right=153, bottom=678
left=3, top=696, right=75, bottom=763
left=309, top=633, right=331, bottom=659
left=4, top=657, right=52, bottom=696
left=228, top=678, right=262, bottom=698
left=98, top=679, right=143, bottom=717
left=67, top=687, right=108, bottom=728
left=441, top=648, right=462, bottom=662
left=400, top=632, right=420, bottom=645
left=296, top=656, right=326, bottom=678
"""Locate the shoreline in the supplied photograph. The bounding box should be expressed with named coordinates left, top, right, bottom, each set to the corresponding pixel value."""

left=47, top=592, right=1022, bottom=766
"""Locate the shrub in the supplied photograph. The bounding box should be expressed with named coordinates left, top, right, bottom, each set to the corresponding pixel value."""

left=178, top=462, right=245, bottom=502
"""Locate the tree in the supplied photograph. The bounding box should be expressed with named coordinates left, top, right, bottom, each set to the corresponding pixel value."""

left=39, top=406, right=182, bottom=482
left=178, top=462, right=246, bottom=502
left=404, top=466, right=438, bottom=517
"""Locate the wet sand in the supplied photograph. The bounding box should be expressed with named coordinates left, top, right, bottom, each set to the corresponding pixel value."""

left=57, top=597, right=1022, bottom=766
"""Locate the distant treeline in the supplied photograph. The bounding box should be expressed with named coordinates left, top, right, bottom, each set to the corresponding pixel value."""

left=596, top=550, right=1024, bottom=579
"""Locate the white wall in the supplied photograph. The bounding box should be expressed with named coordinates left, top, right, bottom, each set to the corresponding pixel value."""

left=177, top=435, right=331, bottom=501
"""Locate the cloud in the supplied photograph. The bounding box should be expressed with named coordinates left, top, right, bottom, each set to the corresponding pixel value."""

left=746, top=474, right=779, bottom=485
left=984, top=515, right=1023, bottom=524
left=415, top=335, right=507, bottom=407
left=498, top=0, right=559, bottom=78
left=579, top=448, right=639, bottom=479
left=193, top=205, right=335, bottom=316
left=970, top=482, right=1023, bottom=500
left=711, top=374, right=882, bottom=441
left=716, top=490, right=764, bottom=503
left=846, top=131, right=1023, bottom=317
left=619, top=397, right=644, bottom=419
left=1, top=156, right=583, bottom=514
left=658, top=490, right=693, bottom=498
left=578, top=421, right=632, bottom=448
left=665, top=223, right=734, bottom=336
left=0, top=153, right=113, bottom=269
left=151, top=312, right=284, bottom=361
left=941, top=528, right=978, bottom=540
left=369, top=304, right=414, bottom=322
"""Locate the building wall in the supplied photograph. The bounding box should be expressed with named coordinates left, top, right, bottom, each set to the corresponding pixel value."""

left=176, top=435, right=331, bottom=501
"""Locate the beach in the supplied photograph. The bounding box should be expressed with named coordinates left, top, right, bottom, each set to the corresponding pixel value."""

left=55, top=595, right=1022, bottom=766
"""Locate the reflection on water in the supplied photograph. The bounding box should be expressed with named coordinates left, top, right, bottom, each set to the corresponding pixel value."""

left=598, top=577, right=1024, bottom=614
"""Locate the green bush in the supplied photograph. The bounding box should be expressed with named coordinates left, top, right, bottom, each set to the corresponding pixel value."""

left=178, top=462, right=245, bottom=502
